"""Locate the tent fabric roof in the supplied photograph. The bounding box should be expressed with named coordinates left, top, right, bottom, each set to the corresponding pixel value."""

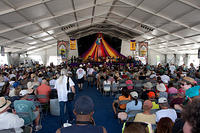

left=0, top=0, right=200, bottom=54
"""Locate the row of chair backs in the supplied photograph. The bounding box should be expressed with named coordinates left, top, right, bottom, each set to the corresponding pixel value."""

left=27, top=94, right=48, bottom=102
left=0, top=129, right=15, bottom=133
left=16, top=112, right=33, bottom=126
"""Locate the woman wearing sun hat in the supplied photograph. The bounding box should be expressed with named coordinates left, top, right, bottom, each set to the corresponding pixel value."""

left=0, top=97, right=24, bottom=132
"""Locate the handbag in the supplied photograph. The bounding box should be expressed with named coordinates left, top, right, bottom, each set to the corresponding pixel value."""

left=67, top=76, right=74, bottom=101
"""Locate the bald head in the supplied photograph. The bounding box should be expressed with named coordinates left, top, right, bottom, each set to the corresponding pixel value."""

left=143, top=100, right=153, bottom=111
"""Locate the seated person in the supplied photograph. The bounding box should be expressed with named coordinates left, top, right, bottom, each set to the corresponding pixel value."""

left=156, top=97, right=177, bottom=123
left=14, top=90, right=42, bottom=131
left=56, top=96, right=107, bottom=133
left=36, top=79, right=51, bottom=103
left=168, top=82, right=178, bottom=95
left=182, top=98, right=200, bottom=133
left=123, top=122, right=150, bottom=133
left=126, top=91, right=142, bottom=117
left=49, top=75, right=57, bottom=89
left=134, top=100, right=156, bottom=125
left=141, top=82, right=153, bottom=100
left=147, top=91, right=159, bottom=109
left=156, top=117, right=174, bottom=133
left=112, top=87, right=131, bottom=115
left=0, top=97, right=24, bottom=133
left=125, top=77, right=133, bottom=90
left=156, top=83, right=168, bottom=99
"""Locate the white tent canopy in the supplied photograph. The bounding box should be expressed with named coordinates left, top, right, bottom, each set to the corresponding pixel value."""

left=0, top=0, right=200, bottom=55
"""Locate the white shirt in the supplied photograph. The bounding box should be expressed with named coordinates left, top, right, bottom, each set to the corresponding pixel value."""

left=55, top=75, right=75, bottom=102
left=0, top=112, right=24, bottom=133
left=9, top=89, right=16, bottom=97
left=169, top=65, right=176, bottom=74
left=87, top=68, right=94, bottom=75
left=76, top=68, right=86, bottom=79
left=156, top=109, right=177, bottom=123
left=49, top=79, right=56, bottom=86
left=103, top=80, right=111, bottom=91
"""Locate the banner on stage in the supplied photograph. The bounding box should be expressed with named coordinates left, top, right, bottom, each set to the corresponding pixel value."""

left=1, top=46, right=5, bottom=56
left=57, top=40, right=68, bottom=59
left=139, top=42, right=148, bottom=57
left=130, top=40, right=136, bottom=51
left=70, top=39, right=76, bottom=50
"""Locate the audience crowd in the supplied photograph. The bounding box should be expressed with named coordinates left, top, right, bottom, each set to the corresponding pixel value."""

left=0, top=59, right=200, bottom=133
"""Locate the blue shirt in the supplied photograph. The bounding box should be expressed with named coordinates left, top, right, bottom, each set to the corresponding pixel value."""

left=126, top=100, right=142, bottom=113
left=186, top=86, right=200, bottom=99
left=14, top=100, right=36, bottom=124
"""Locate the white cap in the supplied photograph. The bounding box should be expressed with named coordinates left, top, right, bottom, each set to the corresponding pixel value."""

left=79, top=64, right=83, bottom=67
left=19, top=90, right=29, bottom=96
left=130, top=91, right=138, bottom=98
left=158, top=97, right=168, bottom=104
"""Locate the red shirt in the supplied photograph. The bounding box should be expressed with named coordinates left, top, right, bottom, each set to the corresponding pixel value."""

left=37, top=84, right=51, bottom=103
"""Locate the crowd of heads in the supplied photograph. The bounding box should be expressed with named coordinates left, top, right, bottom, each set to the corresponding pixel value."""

left=0, top=60, right=200, bottom=132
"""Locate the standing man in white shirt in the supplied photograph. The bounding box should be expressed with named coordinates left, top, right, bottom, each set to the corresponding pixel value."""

left=76, top=64, right=86, bottom=90
left=87, top=65, right=95, bottom=87
left=169, top=64, right=176, bottom=74
left=0, top=97, right=24, bottom=133
left=156, top=97, right=177, bottom=123
left=55, top=69, right=76, bottom=125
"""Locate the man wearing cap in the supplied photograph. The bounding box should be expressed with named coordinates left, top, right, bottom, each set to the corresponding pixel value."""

left=0, top=97, right=24, bottom=133
left=141, top=82, right=153, bottom=100
left=56, top=96, right=107, bottom=133
left=156, top=97, right=177, bottom=123
left=147, top=91, right=159, bottom=109
left=14, top=90, right=42, bottom=131
left=76, top=65, right=86, bottom=90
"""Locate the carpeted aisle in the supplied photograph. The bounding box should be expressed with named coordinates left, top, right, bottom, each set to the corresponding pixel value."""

left=37, top=83, right=122, bottom=133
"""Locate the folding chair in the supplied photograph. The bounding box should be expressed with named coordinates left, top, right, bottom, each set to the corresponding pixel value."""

left=36, top=95, right=49, bottom=115
left=103, top=84, right=111, bottom=96
left=127, top=110, right=142, bottom=122
left=117, top=100, right=131, bottom=113
left=111, top=83, right=119, bottom=95
left=119, top=83, right=127, bottom=88
left=16, top=112, right=33, bottom=126
left=114, top=94, right=122, bottom=100
left=152, top=124, right=157, bottom=131
left=0, top=129, right=15, bottom=133
left=32, top=85, right=39, bottom=90
left=150, top=109, right=159, bottom=114
left=27, top=95, right=36, bottom=101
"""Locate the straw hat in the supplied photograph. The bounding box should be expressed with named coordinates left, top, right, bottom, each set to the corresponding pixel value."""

left=0, top=97, right=11, bottom=112
left=157, top=83, right=166, bottom=92
left=27, top=82, right=34, bottom=89
left=183, top=77, right=195, bottom=85
left=143, top=82, right=153, bottom=89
